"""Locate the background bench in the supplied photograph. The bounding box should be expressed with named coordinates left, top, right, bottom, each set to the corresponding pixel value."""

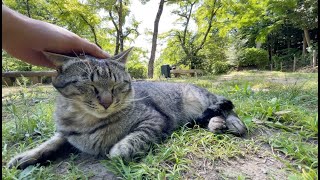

left=170, top=69, right=203, bottom=77
left=2, top=71, right=57, bottom=86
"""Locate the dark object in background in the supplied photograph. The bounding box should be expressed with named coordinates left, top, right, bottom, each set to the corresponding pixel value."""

left=161, top=64, right=171, bottom=78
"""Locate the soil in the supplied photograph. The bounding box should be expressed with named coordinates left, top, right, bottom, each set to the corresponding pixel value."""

left=53, top=154, right=119, bottom=180
left=185, top=153, right=288, bottom=180
left=51, top=130, right=289, bottom=180
left=213, top=72, right=312, bottom=86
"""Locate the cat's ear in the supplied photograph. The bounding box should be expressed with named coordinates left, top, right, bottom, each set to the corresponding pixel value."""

left=43, top=52, right=74, bottom=67
left=109, top=47, right=133, bottom=64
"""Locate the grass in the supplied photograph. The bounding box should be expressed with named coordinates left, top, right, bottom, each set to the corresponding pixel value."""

left=2, top=71, right=318, bottom=179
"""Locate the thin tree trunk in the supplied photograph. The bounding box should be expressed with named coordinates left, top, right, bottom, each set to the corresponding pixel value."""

left=119, top=0, right=124, bottom=52
left=312, top=50, right=317, bottom=68
left=293, top=55, right=297, bottom=72
left=303, top=28, right=314, bottom=66
left=148, top=0, right=165, bottom=78
left=268, top=45, right=272, bottom=70
left=303, top=28, right=311, bottom=47
left=115, top=33, right=120, bottom=55
left=79, top=14, right=101, bottom=48
left=302, top=33, right=306, bottom=55
left=108, top=10, right=120, bottom=55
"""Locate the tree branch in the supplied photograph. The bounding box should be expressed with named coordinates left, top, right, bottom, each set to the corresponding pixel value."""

left=79, top=14, right=101, bottom=48
left=108, top=10, right=119, bottom=32
left=195, top=0, right=221, bottom=54
left=182, top=1, right=196, bottom=46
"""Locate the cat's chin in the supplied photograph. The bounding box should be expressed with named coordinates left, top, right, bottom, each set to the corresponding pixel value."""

left=82, top=108, right=109, bottom=119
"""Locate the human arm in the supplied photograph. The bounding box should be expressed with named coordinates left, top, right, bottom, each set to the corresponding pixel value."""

left=2, top=5, right=110, bottom=68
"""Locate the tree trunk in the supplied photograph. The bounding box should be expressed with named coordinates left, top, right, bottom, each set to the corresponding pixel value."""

left=303, top=28, right=317, bottom=67
left=108, top=10, right=120, bottom=55
left=312, top=50, right=317, bottom=68
left=267, top=36, right=272, bottom=71
left=302, top=33, right=306, bottom=55
left=303, top=28, right=311, bottom=47
left=293, top=55, right=297, bottom=72
left=79, top=14, right=101, bottom=48
left=268, top=44, right=272, bottom=70
left=148, top=0, right=165, bottom=79
left=114, top=33, right=120, bottom=55
left=119, top=0, right=124, bottom=53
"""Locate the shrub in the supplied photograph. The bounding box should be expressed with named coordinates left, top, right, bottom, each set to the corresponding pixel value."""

left=238, top=48, right=269, bottom=69
left=127, top=64, right=147, bottom=79
left=212, top=61, right=231, bottom=74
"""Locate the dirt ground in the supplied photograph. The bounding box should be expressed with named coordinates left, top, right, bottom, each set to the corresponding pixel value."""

left=185, top=152, right=288, bottom=180
left=50, top=140, right=289, bottom=180
left=213, top=71, right=314, bottom=86
left=54, top=154, right=119, bottom=180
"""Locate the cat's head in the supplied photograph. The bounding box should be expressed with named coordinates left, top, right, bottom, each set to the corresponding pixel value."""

left=44, top=48, right=133, bottom=118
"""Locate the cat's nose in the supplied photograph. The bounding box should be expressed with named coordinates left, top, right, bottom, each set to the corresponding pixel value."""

left=98, top=92, right=113, bottom=109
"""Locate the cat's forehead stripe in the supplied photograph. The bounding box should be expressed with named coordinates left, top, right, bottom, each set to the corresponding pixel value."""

left=62, top=59, right=78, bottom=71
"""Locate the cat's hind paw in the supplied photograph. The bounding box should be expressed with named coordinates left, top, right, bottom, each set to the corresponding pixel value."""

left=225, top=112, right=247, bottom=136
left=208, top=116, right=227, bottom=134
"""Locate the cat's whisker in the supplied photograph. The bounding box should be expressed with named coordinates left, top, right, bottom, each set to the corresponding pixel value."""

left=123, top=96, right=149, bottom=103
left=81, top=48, right=86, bottom=56
left=78, top=57, right=91, bottom=74
left=71, top=49, right=91, bottom=75
left=80, top=48, right=94, bottom=74
left=78, top=65, right=90, bottom=77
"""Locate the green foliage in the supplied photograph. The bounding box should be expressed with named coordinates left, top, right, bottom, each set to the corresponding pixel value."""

left=2, top=53, right=30, bottom=72
left=126, top=47, right=148, bottom=79
left=212, top=61, right=231, bottom=74
left=127, top=64, right=147, bottom=79
left=238, top=48, right=269, bottom=69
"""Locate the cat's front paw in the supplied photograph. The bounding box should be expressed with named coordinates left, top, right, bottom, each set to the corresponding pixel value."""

left=109, top=143, right=131, bottom=161
left=8, top=150, right=41, bottom=169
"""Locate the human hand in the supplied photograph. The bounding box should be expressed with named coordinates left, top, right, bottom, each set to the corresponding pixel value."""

left=2, top=6, right=110, bottom=69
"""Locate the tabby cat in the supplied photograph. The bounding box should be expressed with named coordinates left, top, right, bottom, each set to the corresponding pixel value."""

left=8, top=48, right=247, bottom=169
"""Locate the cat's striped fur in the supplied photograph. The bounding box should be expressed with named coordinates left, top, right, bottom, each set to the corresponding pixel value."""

left=8, top=48, right=247, bottom=169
